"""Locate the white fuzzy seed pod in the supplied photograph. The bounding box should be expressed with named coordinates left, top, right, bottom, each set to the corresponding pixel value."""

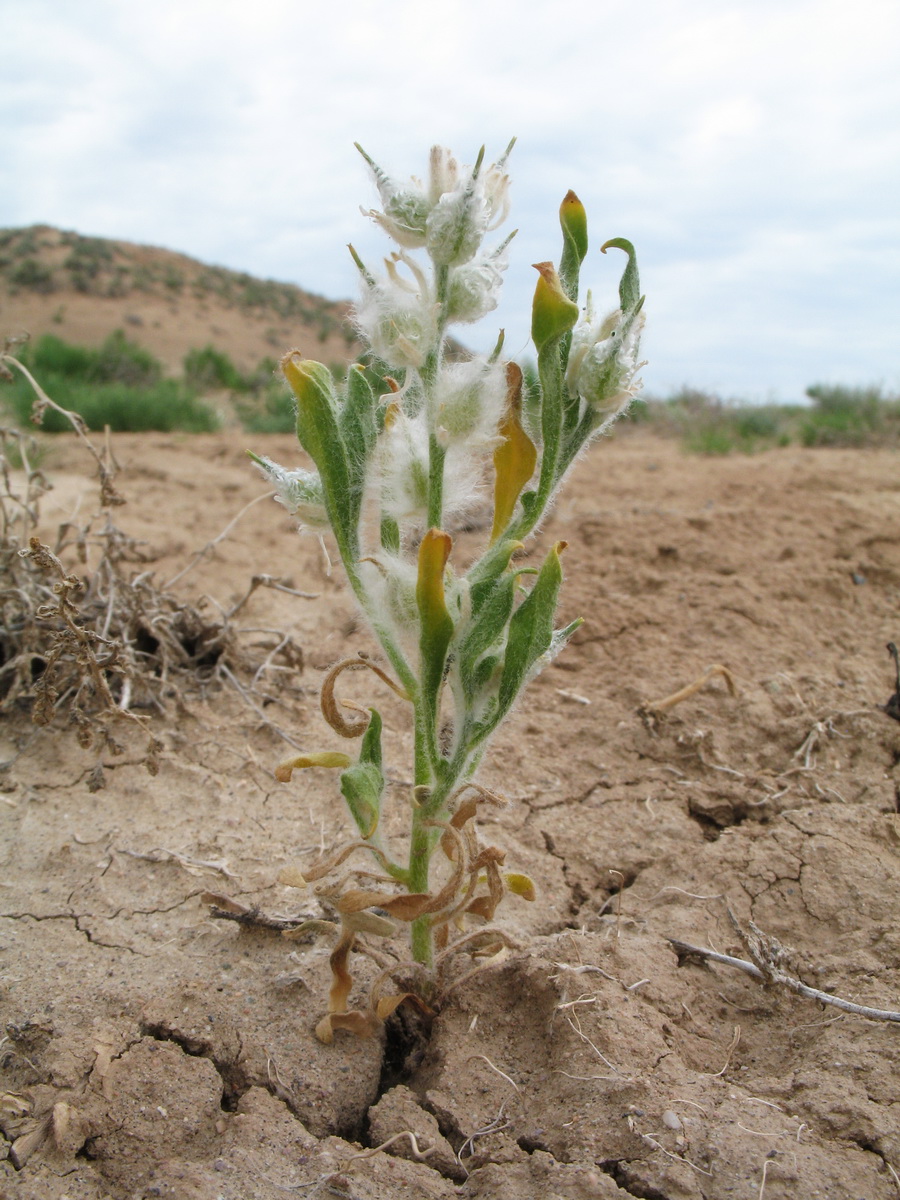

left=433, top=358, right=508, bottom=446
left=249, top=454, right=330, bottom=528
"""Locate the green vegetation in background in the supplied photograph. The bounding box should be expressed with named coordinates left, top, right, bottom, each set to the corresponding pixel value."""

left=235, top=359, right=359, bottom=433
left=5, top=329, right=896, bottom=448
left=184, top=344, right=250, bottom=392
left=800, top=384, right=899, bottom=446
left=234, top=382, right=296, bottom=433
left=626, top=383, right=900, bottom=453
left=2, top=332, right=218, bottom=433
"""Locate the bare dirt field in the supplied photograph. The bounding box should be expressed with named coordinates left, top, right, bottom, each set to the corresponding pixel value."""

left=2, top=427, right=899, bottom=1199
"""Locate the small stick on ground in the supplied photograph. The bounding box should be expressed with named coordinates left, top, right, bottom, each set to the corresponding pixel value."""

left=667, top=932, right=900, bottom=1023
left=642, top=663, right=737, bottom=719
left=342, top=1131, right=437, bottom=1164
left=202, top=891, right=322, bottom=933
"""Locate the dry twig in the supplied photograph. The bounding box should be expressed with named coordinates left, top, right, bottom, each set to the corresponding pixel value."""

left=668, top=914, right=900, bottom=1023
left=642, top=663, right=737, bottom=719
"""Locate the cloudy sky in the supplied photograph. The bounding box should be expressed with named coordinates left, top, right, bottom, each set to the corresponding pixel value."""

left=3, top=0, right=898, bottom=402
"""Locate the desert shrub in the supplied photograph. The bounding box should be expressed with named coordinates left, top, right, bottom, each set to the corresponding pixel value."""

left=4, top=374, right=217, bottom=433
left=0, top=345, right=303, bottom=789
left=30, top=330, right=162, bottom=388
left=64, top=236, right=113, bottom=292
left=1, top=334, right=217, bottom=433
left=800, top=383, right=900, bottom=446
left=639, top=387, right=792, bottom=454
left=235, top=382, right=295, bottom=433
left=184, top=345, right=248, bottom=392
left=9, top=258, right=55, bottom=293
left=29, top=334, right=97, bottom=380
left=91, top=330, right=161, bottom=387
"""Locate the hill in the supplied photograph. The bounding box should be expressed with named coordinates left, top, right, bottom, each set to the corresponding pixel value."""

left=0, top=224, right=361, bottom=375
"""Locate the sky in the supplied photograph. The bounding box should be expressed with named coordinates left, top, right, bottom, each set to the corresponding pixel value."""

left=2, top=0, right=899, bottom=403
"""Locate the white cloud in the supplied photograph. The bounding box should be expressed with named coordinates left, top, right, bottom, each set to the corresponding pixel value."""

left=2, top=0, right=899, bottom=399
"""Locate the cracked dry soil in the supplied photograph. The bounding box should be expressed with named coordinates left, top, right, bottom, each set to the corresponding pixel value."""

left=2, top=429, right=900, bottom=1199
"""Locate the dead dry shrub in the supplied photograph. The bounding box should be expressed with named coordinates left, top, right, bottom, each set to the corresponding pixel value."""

left=0, top=335, right=304, bottom=788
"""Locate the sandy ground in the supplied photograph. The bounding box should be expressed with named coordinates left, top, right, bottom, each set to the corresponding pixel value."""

left=2, top=428, right=900, bottom=1199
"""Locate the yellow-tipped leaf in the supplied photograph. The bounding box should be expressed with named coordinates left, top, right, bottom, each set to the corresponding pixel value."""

left=491, top=362, right=537, bottom=542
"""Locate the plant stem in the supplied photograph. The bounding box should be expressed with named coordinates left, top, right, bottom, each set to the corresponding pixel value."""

left=408, top=813, right=435, bottom=966
left=423, top=265, right=450, bottom=529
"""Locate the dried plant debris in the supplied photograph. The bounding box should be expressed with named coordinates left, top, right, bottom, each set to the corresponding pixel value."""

left=0, top=338, right=304, bottom=785
left=882, top=641, right=900, bottom=722
left=204, top=783, right=526, bottom=1042
left=668, top=907, right=900, bottom=1024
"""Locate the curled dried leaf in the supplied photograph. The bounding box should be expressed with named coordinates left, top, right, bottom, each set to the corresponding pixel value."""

left=423, top=822, right=468, bottom=914
left=505, top=872, right=536, bottom=901
left=449, top=783, right=508, bottom=828
left=303, top=840, right=397, bottom=882
left=375, top=993, right=412, bottom=1021
left=316, top=1010, right=381, bottom=1043
left=277, top=865, right=308, bottom=889
left=373, top=992, right=434, bottom=1021
left=201, top=891, right=250, bottom=916
left=321, top=655, right=409, bottom=738
left=281, top=919, right=338, bottom=941
left=338, top=888, right=433, bottom=921
left=466, top=856, right=505, bottom=922
left=328, top=928, right=356, bottom=1015
left=274, top=750, right=351, bottom=783
left=341, top=911, right=397, bottom=937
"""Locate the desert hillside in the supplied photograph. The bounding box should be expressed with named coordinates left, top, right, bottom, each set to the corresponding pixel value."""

left=0, top=224, right=361, bottom=374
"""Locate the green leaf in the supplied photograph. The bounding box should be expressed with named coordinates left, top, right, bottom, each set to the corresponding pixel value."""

left=341, top=365, right=379, bottom=516
left=281, top=353, right=356, bottom=559
left=417, top=529, right=454, bottom=727
left=458, top=572, right=517, bottom=678
left=531, top=262, right=579, bottom=354
left=472, top=653, right=502, bottom=694
left=600, top=238, right=641, bottom=313
left=559, top=190, right=588, bottom=303
left=339, top=708, right=385, bottom=838
left=497, top=541, right=567, bottom=718
left=466, top=537, right=523, bottom=612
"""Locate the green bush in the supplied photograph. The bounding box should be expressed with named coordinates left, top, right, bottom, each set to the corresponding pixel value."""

left=683, top=425, right=739, bottom=455
left=29, top=334, right=97, bottom=379
left=235, top=383, right=296, bottom=433
left=10, top=258, right=55, bottom=293
left=616, top=387, right=797, bottom=454
left=3, top=373, right=218, bottom=433
left=64, top=236, right=113, bottom=292
left=184, top=345, right=248, bottom=391
left=31, top=330, right=161, bottom=388
left=800, top=383, right=899, bottom=446
left=2, top=333, right=217, bottom=433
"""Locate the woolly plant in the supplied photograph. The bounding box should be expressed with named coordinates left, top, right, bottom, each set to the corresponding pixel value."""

left=252, top=141, right=645, bottom=1040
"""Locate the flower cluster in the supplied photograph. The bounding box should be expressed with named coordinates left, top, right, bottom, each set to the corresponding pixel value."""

left=353, top=142, right=516, bottom=369
left=566, top=290, right=647, bottom=426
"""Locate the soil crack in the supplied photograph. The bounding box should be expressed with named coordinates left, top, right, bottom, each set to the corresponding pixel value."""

left=599, top=1158, right=674, bottom=1200
left=138, top=1018, right=251, bottom=1111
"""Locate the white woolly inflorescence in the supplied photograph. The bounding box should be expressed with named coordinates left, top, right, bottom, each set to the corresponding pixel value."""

left=249, top=454, right=329, bottom=528
left=566, top=293, right=647, bottom=425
